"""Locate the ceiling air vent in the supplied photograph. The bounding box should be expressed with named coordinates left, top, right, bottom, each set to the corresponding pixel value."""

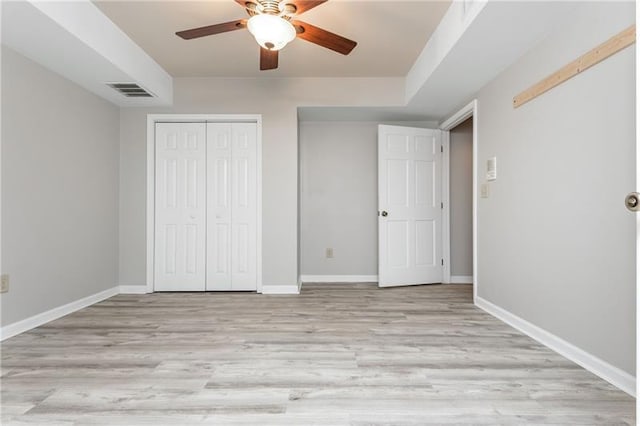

left=106, top=83, right=154, bottom=98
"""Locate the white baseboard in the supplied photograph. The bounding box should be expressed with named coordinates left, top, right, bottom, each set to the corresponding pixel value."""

left=476, top=296, right=636, bottom=396
left=261, top=285, right=300, bottom=295
left=301, top=275, right=378, bottom=283
left=450, top=275, right=473, bottom=284
left=119, top=285, right=149, bottom=294
left=0, top=286, right=120, bottom=341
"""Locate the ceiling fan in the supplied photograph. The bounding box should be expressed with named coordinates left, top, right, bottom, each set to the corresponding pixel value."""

left=176, top=0, right=357, bottom=71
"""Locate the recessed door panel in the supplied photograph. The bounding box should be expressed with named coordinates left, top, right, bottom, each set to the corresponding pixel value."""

left=235, top=223, right=249, bottom=273
left=388, top=221, right=409, bottom=268
left=415, top=220, right=436, bottom=267
left=166, top=133, right=178, bottom=150
left=387, top=134, right=409, bottom=153
left=164, top=224, right=177, bottom=275
left=215, top=158, right=230, bottom=209
left=216, top=132, right=230, bottom=150
left=387, top=160, right=409, bottom=207
left=236, top=158, right=249, bottom=208
left=185, top=159, right=199, bottom=209
left=185, top=224, right=199, bottom=274
left=186, top=132, right=199, bottom=151
left=237, top=132, right=250, bottom=150
left=415, top=160, right=435, bottom=207
left=162, top=159, right=178, bottom=209
left=415, top=135, right=434, bottom=154
left=212, top=223, right=231, bottom=289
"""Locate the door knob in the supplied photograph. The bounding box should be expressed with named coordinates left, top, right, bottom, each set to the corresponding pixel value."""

left=625, top=192, right=640, bottom=212
left=381, top=211, right=388, bottom=217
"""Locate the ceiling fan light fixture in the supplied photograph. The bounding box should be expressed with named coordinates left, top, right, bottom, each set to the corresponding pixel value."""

left=247, top=14, right=296, bottom=51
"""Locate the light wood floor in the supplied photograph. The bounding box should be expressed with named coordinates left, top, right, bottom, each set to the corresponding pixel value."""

left=1, top=284, right=635, bottom=425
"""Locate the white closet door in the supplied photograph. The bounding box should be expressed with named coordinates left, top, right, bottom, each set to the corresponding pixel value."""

left=155, top=122, right=207, bottom=291
left=206, top=123, right=257, bottom=291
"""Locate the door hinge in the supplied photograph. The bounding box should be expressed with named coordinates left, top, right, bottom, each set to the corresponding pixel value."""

left=441, top=202, right=444, bottom=209
left=440, top=145, right=444, bottom=153
left=441, top=259, right=444, bottom=266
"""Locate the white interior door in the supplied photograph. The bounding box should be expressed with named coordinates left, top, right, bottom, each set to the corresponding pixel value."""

left=206, top=123, right=257, bottom=291
left=378, top=125, right=443, bottom=287
left=154, top=122, right=207, bottom=291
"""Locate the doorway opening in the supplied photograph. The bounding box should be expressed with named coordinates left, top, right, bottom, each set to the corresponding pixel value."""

left=446, top=118, right=473, bottom=283
left=440, top=100, right=478, bottom=301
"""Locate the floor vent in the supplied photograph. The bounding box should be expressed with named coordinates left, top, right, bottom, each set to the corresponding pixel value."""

left=106, top=83, right=154, bottom=98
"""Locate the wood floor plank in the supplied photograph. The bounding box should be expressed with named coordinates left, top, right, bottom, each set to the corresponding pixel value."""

left=1, top=283, right=634, bottom=425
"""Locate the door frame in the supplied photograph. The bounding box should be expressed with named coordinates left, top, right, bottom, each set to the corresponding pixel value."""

left=146, top=114, right=263, bottom=294
left=635, top=2, right=639, bottom=406
left=439, top=100, right=478, bottom=302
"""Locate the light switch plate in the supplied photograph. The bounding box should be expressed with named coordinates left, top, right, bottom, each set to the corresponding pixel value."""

left=486, top=157, right=497, bottom=181
left=0, top=275, right=9, bottom=293
left=481, top=184, right=490, bottom=198
left=326, top=248, right=334, bottom=259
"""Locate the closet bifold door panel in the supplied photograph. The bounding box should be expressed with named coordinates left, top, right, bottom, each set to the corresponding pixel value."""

left=154, top=122, right=207, bottom=291
left=206, top=123, right=258, bottom=291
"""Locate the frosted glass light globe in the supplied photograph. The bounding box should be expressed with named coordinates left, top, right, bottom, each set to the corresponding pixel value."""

left=247, top=14, right=296, bottom=51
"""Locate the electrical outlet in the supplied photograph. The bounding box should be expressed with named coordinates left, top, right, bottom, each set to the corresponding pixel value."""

left=1, top=275, right=9, bottom=293
left=326, top=248, right=334, bottom=259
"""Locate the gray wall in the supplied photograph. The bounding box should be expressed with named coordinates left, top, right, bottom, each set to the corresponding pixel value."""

left=118, top=78, right=405, bottom=287
left=299, top=120, right=437, bottom=277
left=449, top=118, right=473, bottom=277
left=299, top=121, right=378, bottom=276
left=1, top=47, right=120, bottom=326
left=474, top=2, right=635, bottom=374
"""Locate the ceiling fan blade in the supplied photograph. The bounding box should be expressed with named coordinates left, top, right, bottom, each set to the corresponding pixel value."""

left=176, top=19, right=246, bottom=40
left=292, top=20, right=357, bottom=55
left=289, top=1, right=328, bottom=15
left=260, top=48, right=279, bottom=70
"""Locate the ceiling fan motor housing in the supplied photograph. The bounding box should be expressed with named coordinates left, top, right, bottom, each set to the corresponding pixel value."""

left=256, top=0, right=291, bottom=16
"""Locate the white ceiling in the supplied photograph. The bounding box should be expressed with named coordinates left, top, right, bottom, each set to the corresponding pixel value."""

left=94, top=0, right=451, bottom=78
